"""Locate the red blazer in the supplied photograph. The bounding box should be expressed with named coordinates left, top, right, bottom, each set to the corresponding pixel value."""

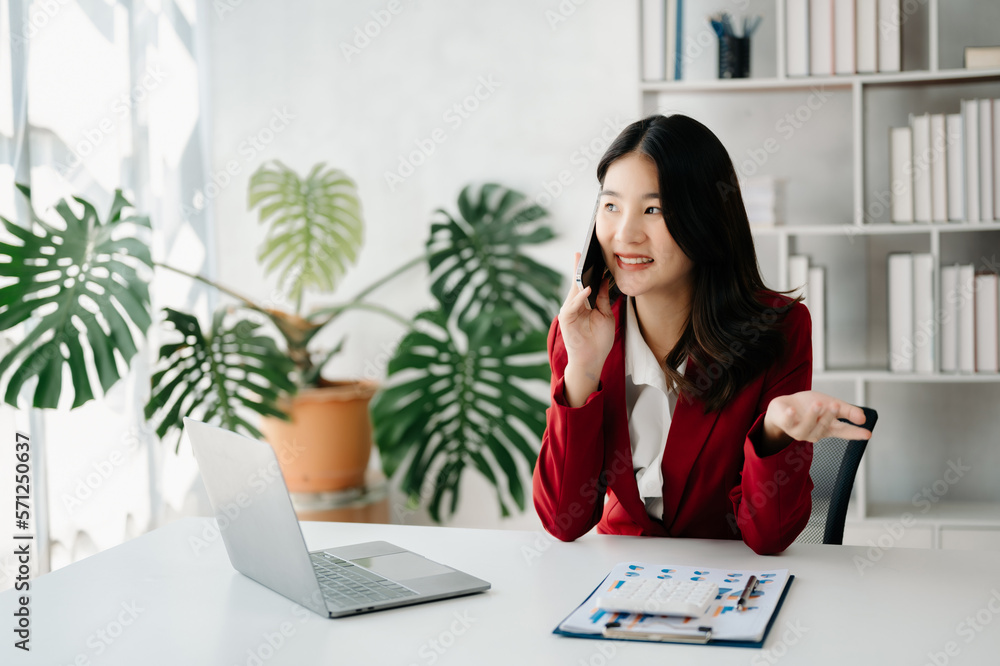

left=532, top=295, right=814, bottom=555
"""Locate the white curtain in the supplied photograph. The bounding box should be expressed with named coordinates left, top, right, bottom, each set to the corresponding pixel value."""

left=0, top=0, right=214, bottom=582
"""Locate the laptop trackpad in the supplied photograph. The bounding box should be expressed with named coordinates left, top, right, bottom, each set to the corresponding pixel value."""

left=351, top=552, right=453, bottom=582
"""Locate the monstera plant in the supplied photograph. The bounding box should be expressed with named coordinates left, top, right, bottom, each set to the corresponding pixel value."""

left=370, top=184, right=562, bottom=521
left=0, top=174, right=562, bottom=521
left=0, top=185, right=153, bottom=408
left=145, top=160, right=377, bottom=447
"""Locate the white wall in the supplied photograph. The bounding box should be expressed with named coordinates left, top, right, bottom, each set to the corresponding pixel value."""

left=206, top=0, right=642, bottom=529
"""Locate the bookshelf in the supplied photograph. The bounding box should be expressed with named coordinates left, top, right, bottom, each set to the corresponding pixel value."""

left=640, top=67, right=1000, bottom=93
left=639, top=0, right=1000, bottom=549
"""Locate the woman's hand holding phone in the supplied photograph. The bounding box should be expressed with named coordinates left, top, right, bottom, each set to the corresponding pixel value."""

left=559, top=252, right=616, bottom=408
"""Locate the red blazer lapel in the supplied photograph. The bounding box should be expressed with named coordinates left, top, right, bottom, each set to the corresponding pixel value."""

left=659, top=361, right=721, bottom=531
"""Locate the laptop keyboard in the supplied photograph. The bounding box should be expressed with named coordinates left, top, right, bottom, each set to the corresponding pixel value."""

left=310, top=552, right=418, bottom=609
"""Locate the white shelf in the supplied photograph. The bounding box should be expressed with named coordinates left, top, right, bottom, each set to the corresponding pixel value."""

left=815, top=370, right=1000, bottom=383
left=640, top=67, right=1000, bottom=93
left=751, top=221, right=1000, bottom=236
left=865, top=502, right=1000, bottom=527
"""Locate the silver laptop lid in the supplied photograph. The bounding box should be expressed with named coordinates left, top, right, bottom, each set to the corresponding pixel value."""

left=184, top=417, right=328, bottom=616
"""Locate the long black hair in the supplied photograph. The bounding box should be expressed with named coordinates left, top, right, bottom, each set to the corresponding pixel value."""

left=596, top=114, right=799, bottom=412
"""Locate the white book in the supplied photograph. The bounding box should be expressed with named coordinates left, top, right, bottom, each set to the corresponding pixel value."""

left=975, top=272, right=999, bottom=372
left=890, top=126, right=914, bottom=223
left=809, top=266, right=826, bottom=372
left=834, top=0, right=855, bottom=74
left=911, top=113, right=932, bottom=223
left=786, top=0, right=810, bottom=77
left=912, top=254, right=934, bottom=373
left=809, top=0, right=834, bottom=76
left=789, top=255, right=810, bottom=301
left=995, top=99, right=1000, bottom=220
left=965, top=46, right=1000, bottom=69
left=855, top=0, right=877, bottom=73
left=663, top=0, right=677, bottom=81
left=940, top=264, right=959, bottom=372
left=877, top=0, right=900, bottom=72
left=930, top=114, right=948, bottom=223
left=888, top=254, right=914, bottom=372
left=642, top=0, right=665, bottom=81
left=963, top=99, right=980, bottom=222
left=980, top=99, right=994, bottom=221
left=957, top=264, right=975, bottom=372
left=946, top=113, right=965, bottom=222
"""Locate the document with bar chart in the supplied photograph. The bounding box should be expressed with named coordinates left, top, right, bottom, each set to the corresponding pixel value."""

left=554, top=562, right=792, bottom=647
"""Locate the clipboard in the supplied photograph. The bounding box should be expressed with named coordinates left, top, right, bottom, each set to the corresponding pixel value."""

left=552, top=563, right=795, bottom=648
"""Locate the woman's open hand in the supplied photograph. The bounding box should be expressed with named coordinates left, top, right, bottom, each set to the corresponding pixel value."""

left=761, top=390, right=872, bottom=454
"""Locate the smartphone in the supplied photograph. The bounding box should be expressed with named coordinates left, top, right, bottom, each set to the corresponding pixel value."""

left=575, top=197, right=616, bottom=309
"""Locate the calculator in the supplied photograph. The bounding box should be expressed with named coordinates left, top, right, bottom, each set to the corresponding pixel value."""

left=595, top=579, right=718, bottom=617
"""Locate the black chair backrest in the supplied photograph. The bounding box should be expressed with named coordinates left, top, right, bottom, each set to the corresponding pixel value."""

left=795, top=407, right=878, bottom=545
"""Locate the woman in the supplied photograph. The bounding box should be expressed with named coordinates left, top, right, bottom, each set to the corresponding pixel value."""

left=532, top=114, right=871, bottom=555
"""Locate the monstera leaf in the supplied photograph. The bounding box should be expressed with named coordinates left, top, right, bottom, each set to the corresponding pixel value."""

left=145, top=308, right=297, bottom=448
left=370, top=308, right=550, bottom=522
left=248, top=160, right=363, bottom=310
left=0, top=185, right=152, bottom=409
left=427, top=183, right=562, bottom=332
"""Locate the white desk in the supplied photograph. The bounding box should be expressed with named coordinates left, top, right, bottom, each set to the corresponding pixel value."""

left=3, top=517, right=998, bottom=665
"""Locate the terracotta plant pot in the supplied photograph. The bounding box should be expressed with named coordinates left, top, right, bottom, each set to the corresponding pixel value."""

left=259, top=379, right=378, bottom=493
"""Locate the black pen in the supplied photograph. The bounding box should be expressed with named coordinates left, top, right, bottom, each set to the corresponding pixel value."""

left=737, top=575, right=758, bottom=611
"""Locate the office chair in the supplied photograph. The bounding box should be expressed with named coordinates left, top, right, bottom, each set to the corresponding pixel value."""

left=794, top=406, right=878, bottom=545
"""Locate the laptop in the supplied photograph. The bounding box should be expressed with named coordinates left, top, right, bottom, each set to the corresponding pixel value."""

left=184, top=417, right=491, bottom=618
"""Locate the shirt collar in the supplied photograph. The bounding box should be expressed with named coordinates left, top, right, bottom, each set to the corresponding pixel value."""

left=624, top=296, right=687, bottom=394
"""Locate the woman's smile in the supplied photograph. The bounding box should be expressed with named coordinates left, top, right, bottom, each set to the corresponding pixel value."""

left=615, top=253, right=655, bottom=269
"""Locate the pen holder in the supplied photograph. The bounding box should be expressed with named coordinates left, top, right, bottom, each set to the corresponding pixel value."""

left=718, top=35, right=750, bottom=79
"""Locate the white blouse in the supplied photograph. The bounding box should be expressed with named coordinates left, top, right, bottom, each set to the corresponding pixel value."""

left=624, top=296, right=687, bottom=521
